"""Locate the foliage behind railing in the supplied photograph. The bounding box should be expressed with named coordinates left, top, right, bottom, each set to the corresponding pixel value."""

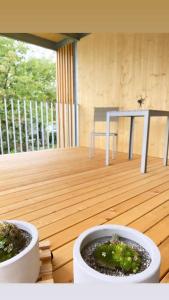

left=0, top=98, right=77, bottom=155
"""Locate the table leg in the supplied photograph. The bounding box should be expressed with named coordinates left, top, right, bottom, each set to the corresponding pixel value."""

left=141, top=112, right=150, bottom=173
left=128, top=116, right=135, bottom=160
left=163, top=116, right=169, bottom=166
left=106, top=113, right=110, bottom=165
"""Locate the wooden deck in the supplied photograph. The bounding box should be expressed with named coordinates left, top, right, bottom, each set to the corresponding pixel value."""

left=0, top=147, right=169, bottom=283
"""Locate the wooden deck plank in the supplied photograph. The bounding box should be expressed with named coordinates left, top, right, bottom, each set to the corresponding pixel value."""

left=0, top=159, right=153, bottom=210
left=51, top=191, right=169, bottom=263
left=160, top=237, right=169, bottom=282
left=53, top=201, right=169, bottom=282
left=38, top=171, right=169, bottom=241
left=52, top=182, right=169, bottom=270
left=0, top=162, right=165, bottom=220
left=0, top=153, right=144, bottom=199
left=0, top=149, right=139, bottom=192
left=0, top=147, right=169, bottom=283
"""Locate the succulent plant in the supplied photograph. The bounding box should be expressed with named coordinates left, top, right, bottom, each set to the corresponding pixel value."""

left=94, top=237, right=141, bottom=274
left=0, top=222, right=27, bottom=263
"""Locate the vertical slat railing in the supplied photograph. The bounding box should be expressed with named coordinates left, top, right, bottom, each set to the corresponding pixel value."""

left=70, top=44, right=74, bottom=147
left=0, top=98, right=77, bottom=155
left=41, top=101, right=45, bottom=149
left=56, top=50, right=61, bottom=148
left=68, top=103, right=72, bottom=147
left=4, top=98, right=10, bottom=154
left=65, top=46, right=68, bottom=148
left=29, top=100, right=34, bottom=151
left=24, top=99, right=28, bottom=152
left=56, top=102, right=59, bottom=149
left=72, top=103, right=75, bottom=147
left=35, top=101, right=40, bottom=151
left=76, top=102, right=79, bottom=147
left=63, top=103, right=68, bottom=147
left=17, top=100, right=23, bottom=152
left=59, top=102, right=63, bottom=148
left=51, top=102, right=54, bottom=148
left=11, top=99, right=17, bottom=153
left=0, top=118, right=3, bottom=155
left=46, top=102, right=49, bottom=149
left=64, top=103, right=68, bottom=147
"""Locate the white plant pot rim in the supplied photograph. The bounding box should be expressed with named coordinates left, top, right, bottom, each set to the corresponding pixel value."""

left=74, top=225, right=161, bottom=283
left=0, top=220, right=38, bottom=268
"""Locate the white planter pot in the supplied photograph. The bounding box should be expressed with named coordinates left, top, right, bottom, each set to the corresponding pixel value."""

left=0, top=220, right=40, bottom=283
left=73, top=225, right=161, bottom=283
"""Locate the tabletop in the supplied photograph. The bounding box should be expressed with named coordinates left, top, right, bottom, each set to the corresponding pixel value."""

left=107, top=109, right=169, bottom=117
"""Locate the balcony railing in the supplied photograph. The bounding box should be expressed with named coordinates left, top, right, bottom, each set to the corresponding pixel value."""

left=0, top=98, right=78, bottom=155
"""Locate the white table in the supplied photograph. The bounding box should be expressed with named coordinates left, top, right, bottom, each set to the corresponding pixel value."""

left=105, top=109, right=169, bottom=173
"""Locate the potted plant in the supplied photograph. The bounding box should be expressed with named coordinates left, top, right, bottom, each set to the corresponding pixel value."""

left=0, top=220, right=40, bottom=283
left=73, top=225, right=161, bottom=283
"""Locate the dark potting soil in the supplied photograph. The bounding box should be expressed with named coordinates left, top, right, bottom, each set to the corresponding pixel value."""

left=81, top=236, right=151, bottom=277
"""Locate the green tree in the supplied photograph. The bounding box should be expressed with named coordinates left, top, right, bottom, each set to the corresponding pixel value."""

left=16, top=58, right=56, bottom=101
left=0, top=37, right=56, bottom=101
left=0, top=37, right=27, bottom=99
left=0, top=37, right=56, bottom=154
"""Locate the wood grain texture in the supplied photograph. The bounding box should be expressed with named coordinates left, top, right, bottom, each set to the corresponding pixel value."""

left=78, top=33, right=169, bottom=158
left=0, top=148, right=169, bottom=282
left=56, top=43, right=74, bottom=147
left=38, top=240, right=54, bottom=283
left=30, top=33, right=64, bottom=43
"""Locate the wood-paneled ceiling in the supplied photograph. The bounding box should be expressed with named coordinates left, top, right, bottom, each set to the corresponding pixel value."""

left=0, top=33, right=89, bottom=50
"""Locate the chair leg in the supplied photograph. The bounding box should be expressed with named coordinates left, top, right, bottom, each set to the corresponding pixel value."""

left=92, top=134, right=95, bottom=157
left=89, top=133, right=95, bottom=158
left=116, top=134, right=118, bottom=156
left=89, top=133, right=92, bottom=158
left=112, top=135, right=118, bottom=159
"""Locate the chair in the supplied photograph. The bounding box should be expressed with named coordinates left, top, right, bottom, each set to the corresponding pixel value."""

left=89, top=107, right=119, bottom=159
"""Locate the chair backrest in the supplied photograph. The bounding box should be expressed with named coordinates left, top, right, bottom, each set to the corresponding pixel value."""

left=94, top=107, right=119, bottom=122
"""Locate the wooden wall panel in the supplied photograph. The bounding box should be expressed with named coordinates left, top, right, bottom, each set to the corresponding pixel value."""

left=77, top=33, right=169, bottom=158
left=56, top=44, right=74, bottom=148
